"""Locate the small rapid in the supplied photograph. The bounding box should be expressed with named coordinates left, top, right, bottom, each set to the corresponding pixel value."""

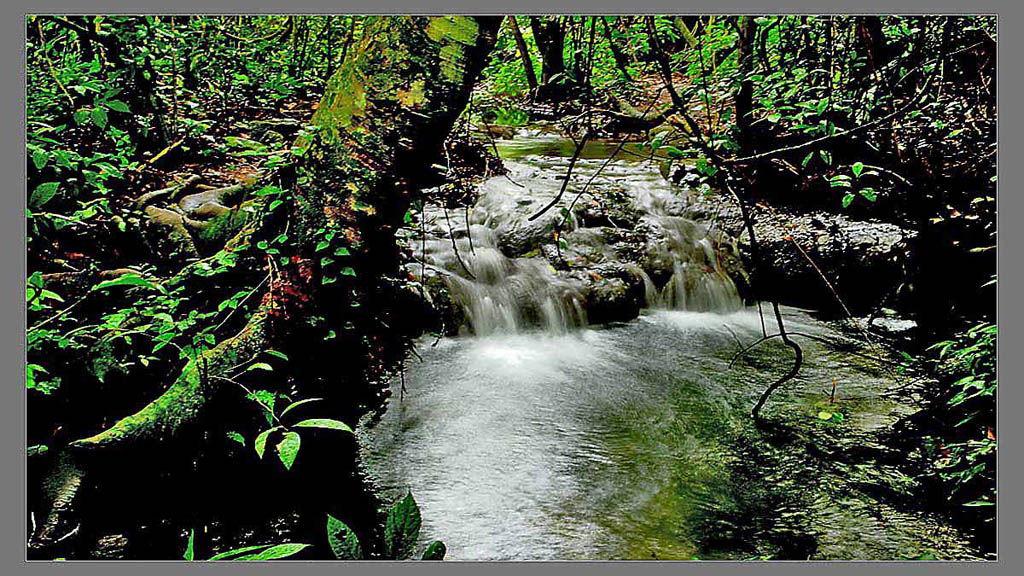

left=359, top=129, right=985, bottom=560
left=411, top=128, right=741, bottom=336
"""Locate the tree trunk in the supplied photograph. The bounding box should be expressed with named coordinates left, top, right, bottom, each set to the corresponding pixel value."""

left=857, top=16, right=891, bottom=76
left=530, top=16, right=566, bottom=87
left=30, top=15, right=501, bottom=555
left=507, top=16, right=538, bottom=93
left=602, top=17, right=632, bottom=81
left=735, top=16, right=757, bottom=156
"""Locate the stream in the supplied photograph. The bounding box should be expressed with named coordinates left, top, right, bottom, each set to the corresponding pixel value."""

left=357, top=128, right=986, bottom=561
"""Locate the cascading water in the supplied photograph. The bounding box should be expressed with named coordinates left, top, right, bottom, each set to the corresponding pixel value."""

left=362, top=129, right=985, bottom=561
left=414, top=131, right=742, bottom=336
left=420, top=220, right=587, bottom=335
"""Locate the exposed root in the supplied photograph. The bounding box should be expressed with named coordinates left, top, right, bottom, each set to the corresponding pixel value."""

left=30, top=307, right=269, bottom=553
left=70, top=308, right=268, bottom=452
left=134, top=174, right=203, bottom=209
left=141, top=178, right=261, bottom=260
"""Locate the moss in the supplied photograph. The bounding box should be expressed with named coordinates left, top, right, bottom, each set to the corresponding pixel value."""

left=197, top=201, right=254, bottom=243
left=426, top=17, right=480, bottom=84
left=70, top=310, right=268, bottom=451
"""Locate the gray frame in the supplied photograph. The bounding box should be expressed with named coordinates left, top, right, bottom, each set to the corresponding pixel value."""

left=2, top=1, right=1016, bottom=574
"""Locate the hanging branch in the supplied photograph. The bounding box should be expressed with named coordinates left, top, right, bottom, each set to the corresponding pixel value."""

left=526, top=129, right=591, bottom=222
left=647, top=15, right=802, bottom=422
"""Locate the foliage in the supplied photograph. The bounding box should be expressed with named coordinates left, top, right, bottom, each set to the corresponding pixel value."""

left=26, top=13, right=997, bottom=559
left=183, top=529, right=310, bottom=561
left=925, top=319, right=996, bottom=518
left=179, top=493, right=443, bottom=561
left=325, top=493, right=445, bottom=561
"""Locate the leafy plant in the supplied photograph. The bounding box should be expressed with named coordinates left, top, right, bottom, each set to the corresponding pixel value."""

left=325, top=493, right=445, bottom=561
left=183, top=529, right=310, bottom=561
left=926, top=320, right=997, bottom=514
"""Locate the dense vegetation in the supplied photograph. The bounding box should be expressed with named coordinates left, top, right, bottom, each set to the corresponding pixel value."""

left=26, top=15, right=995, bottom=559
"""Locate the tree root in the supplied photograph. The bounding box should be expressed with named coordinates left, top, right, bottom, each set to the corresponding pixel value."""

left=134, top=174, right=203, bottom=209
left=70, top=308, right=269, bottom=452
left=141, top=178, right=260, bottom=260
left=28, top=306, right=271, bottom=552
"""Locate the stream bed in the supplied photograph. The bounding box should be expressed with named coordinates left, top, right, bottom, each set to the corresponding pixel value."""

left=357, top=129, right=986, bottom=561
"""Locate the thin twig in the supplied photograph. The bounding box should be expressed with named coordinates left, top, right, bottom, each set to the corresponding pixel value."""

left=527, top=130, right=591, bottom=222
left=443, top=206, right=475, bottom=280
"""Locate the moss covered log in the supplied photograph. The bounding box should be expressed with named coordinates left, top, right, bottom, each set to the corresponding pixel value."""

left=30, top=15, right=501, bottom=553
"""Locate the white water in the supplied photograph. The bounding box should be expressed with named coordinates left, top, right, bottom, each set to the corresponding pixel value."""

left=360, top=131, right=984, bottom=560
left=415, top=142, right=742, bottom=336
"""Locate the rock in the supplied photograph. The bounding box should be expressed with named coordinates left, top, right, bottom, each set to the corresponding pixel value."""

left=680, top=188, right=916, bottom=314
left=566, top=262, right=647, bottom=325
left=869, top=316, right=918, bottom=337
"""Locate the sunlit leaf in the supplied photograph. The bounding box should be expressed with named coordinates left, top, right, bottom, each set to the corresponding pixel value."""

left=276, top=431, right=301, bottom=470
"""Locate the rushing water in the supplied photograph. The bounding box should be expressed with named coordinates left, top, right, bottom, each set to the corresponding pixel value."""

left=358, top=128, right=985, bottom=560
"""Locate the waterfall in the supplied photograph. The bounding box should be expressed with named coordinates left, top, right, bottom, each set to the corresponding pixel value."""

left=424, top=224, right=587, bottom=336
left=414, top=144, right=743, bottom=336
left=647, top=216, right=743, bottom=313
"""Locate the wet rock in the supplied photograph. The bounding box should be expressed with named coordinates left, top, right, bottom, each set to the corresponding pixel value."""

left=565, top=262, right=647, bottom=325
left=681, top=190, right=915, bottom=314
left=869, top=316, right=918, bottom=336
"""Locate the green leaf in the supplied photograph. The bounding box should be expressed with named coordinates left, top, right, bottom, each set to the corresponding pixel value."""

left=851, top=162, right=864, bottom=177
left=276, top=431, right=301, bottom=470
left=293, top=418, right=352, bottom=433
left=384, top=492, right=422, bottom=560
left=841, top=193, right=855, bottom=209
left=184, top=529, right=195, bottom=561
left=30, top=182, right=59, bottom=208
left=32, top=149, right=48, bottom=170
left=93, top=273, right=162, bottom=292
left=246, top=362, right=273, bottom=372
left=340, top=267, right=356, bottom=277
left=255, top=185, right=285, bottom=196
left=91, top=107, right=108, bottom=128
left=105, top=100, right=130, bottom=113
left=279, top=398, right=323, bottom=419
left=327, top=515, right=363, bottom=560
left=254, top=427, right=280, bottom=459
left=817, top=411, right=834, bottom=420
left=209, top=544, right=272, bottom=561
left=801, top=152, right=814, bottom=167
left=226, top=431, right=245, bottom=447
left=662, top=145, right=686, bottom=159
left=235, top=543, right=309, bottom=560
left=421, top=540, right=447, bottom=560
left=859, top=188, right=877, bottom=202
left=264, top=349, right=288, bottom=361
left=27, top=444, right=49, bottom=458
